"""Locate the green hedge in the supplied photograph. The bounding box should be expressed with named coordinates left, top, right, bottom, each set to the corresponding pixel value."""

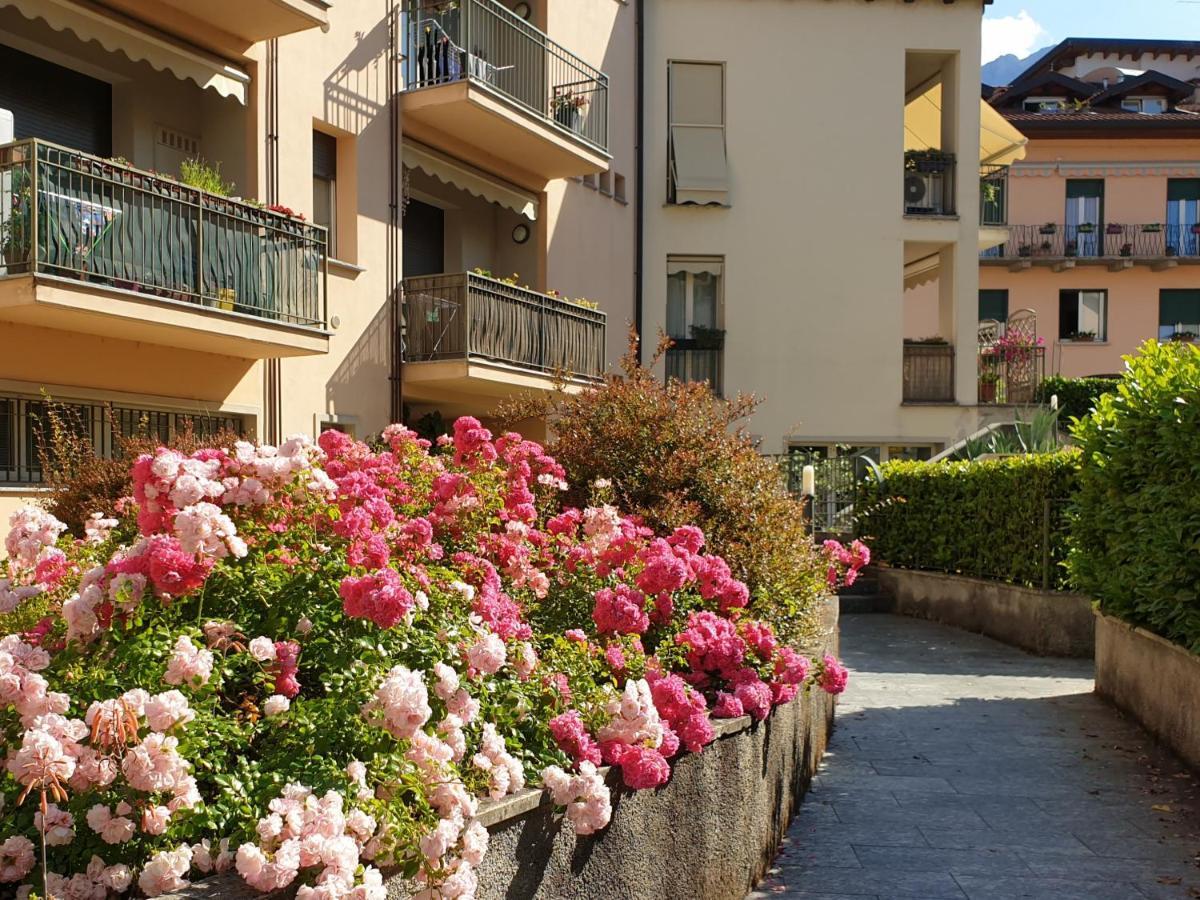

left=1035, top=375, right=1120, bottom=422
left=859, top=450, right=1080, bottom=590
left=1069, top=341, right=1200, bottom=652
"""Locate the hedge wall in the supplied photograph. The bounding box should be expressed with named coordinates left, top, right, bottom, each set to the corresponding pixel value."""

left=859, top=450, right=1080, bottom=590
left=1069, top=341, right=1200, bottom=653
left=1035, top=375, right=1120, bottom=423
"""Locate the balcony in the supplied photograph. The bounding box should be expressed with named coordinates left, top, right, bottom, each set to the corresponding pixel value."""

left=0, top=140, right=328, bottom=359
left=902, top=341, right=955, bottom=402
left=401, top=0, right=610, bottom=183
left=401, top=271, right=606, bottom=405
left=982, top=223, right=1200, bottom=270
left=904, top=151, right=955, bottom=217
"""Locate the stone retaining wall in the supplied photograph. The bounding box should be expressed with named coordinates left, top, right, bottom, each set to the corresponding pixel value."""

left=1095, top=613, right=1200, bottom=773
left=876, top=567, right=1094, bottom=658
left=170, top=598, right=839, bottom=900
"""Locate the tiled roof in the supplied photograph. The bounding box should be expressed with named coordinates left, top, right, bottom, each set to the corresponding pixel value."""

left=1002, top=110, right=1200, bottom=124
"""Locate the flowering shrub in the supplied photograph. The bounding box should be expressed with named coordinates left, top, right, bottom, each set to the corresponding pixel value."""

left=0, top=417, right=859, bottom=897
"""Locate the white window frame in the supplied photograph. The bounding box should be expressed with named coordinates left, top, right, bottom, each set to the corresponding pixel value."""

left=1061, top=289, right=1108, bottom=342
left=1023, top=97, right=1067, bottom=113
left=1122, top=96, right=1168, bottom=115
left=666, top=258, right=723, bottom=338
left=667, top=60, right=728, bottom=205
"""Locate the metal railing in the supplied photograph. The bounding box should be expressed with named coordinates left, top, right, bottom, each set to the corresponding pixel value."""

left=770, top=452, right=881, bottom=534
left=665, top=340, right=723, bottom=397
left=978, top=345, right=1044, bottom=405
left=902, top=342, right=955, bottom=402
left=402, top=271, right=606, bottom=379
left=982, top=223, right=1200, bottom=260
left=904, top=150, right=955, bottom=216
left=0, top=393, right=248, bottom=485
left=0, top=139, right=327, bottom=328
left=403, top=0, right=609, bottom=153
left=979, top=165, right=1008, bottom=226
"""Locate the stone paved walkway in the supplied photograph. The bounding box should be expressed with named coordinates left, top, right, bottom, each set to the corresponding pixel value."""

left=751, top=614, right=1200, bottom=900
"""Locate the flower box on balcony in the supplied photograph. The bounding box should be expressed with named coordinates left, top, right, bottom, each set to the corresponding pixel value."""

left=978, top=379, right=998, bottom=403
left=1077, top=223, right=1096, bottom=234
left=1040, top=224, right=1057, bottom=235
left=1106, top=223, right=1124, bottom=235
left=1143, top=223, right=1163, bottom=233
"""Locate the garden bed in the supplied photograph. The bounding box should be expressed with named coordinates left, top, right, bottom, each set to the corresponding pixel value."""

left=1095, top=613, right=1200, bottom=773
left=165, top=597, right=838, bottom=900
left=876, top=567, right=1094, bottom=658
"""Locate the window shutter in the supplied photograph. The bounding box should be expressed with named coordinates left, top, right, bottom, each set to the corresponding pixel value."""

left=669, top=63, right=723, bottom=126
left=1167, top=180, right=1200, bottom=203
left=313, top=131, right=337, bottom=180
left=978, top=290, right=1009, bottom=322
left=1160, top=290, right=1200, bottom=326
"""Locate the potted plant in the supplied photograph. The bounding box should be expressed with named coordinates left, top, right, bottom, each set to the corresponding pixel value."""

left=904, top=335, right=949, bottom=345
left=1143, top=223, right=1162, bottom=233
left=978, top=370, right=1000, bottom=403
left=1065, top=240, right=1078, bottom=257
left=1040, top=240, right=1053, bottom=253
left=1191, top=224, right=1200, bottom=236
left=1120, top=243, right=1133, bottom=257
left=690, top=325, right=726, bottom=349
left=552, top=91, right=588, bottom=131
left=904, top=150, right=954, bottom=174
left=1077, top=222, right=1096, bottom=234
left=1067, top=330, right=1096, bottom=342
left=1018, top=244, right=1032, bottom=257
left=1106, top=223, right=1123, bottom=235
left=1167, top=245, right=1179, bottom=257
left=1170, top=330, right=1198, bottom=342
left=1040, top=223, right=1058, bottom=235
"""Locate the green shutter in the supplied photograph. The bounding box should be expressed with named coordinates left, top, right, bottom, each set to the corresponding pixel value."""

left=1159, top=290, right=1200, bottom=326
left=1066, top=179, right=1104, bottom=199
left=978, top=290, right=1009, bottom=322
left=1167, top=180, right=1200, bottom=202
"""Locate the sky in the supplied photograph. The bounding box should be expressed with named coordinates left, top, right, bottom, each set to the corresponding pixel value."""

left=982, top=0, right=1200, bottom=63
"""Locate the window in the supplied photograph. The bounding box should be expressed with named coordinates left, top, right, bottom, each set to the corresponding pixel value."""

left=665, top=257, right=724, bottom=393
left=1159, top=290, right=1200, bottom=341
left=313, top=130, right=338, bottom=257
left=1059, top=290, right=1107, bottom=341
left=613, top=173, right=626, bottom=203
left=668, top=61, right=728, bottom=205
left=978, top=290, right=1009, bottom=323
left=1167, top=179, right=1200, bottom=257
left=1023, top=97, right=1066, bottom=113
left=1121, top=96, right=1168, bottom=114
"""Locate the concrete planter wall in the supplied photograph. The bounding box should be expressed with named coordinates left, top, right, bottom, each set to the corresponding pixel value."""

left=169, top=598, right=838, bottom=900
left=875, top=566, right=1094, bottom=658
left=1095, top=613, right=1200, bottom=773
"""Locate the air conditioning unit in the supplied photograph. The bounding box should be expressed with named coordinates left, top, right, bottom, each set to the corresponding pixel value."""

left=905, top=171, right=941, bottom=214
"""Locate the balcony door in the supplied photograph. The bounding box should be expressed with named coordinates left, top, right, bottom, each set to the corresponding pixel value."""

left=1065, top=180, right=1103, bottom=257
left=403, top=199, right=445, bottom=277
left=1167, top=179, right=1200, bottom=257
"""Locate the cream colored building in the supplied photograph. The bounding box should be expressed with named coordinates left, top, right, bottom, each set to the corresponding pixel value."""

left=0, top=0, right=634, bottom=524
left=642, top=0, right=1020, bottom=464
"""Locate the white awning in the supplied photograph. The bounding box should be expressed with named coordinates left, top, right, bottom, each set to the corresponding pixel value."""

left=1, top=0, right=250, bottom=104
left=670, top=125, right=729, bottom=205
left=403, top=141, right=538, bottom=221
left=668, top=258, right=723, bottom=277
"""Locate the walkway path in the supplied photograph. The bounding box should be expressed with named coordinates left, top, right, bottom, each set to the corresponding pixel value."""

left=752, top=614, right=1200, bottom=900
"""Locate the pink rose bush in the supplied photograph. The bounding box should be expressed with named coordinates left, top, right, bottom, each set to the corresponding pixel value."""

left=0, top=417, right=857, bottom=897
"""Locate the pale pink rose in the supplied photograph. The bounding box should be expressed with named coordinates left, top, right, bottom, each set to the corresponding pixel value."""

left=263, top=694, right=290, bottom=717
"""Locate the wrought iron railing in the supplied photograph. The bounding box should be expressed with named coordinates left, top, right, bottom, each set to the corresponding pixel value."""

left=979, top=165, right=1008, bottom=226
left=902, top=342, right=955, bottom=402
left=981, top=223, right=1200, bottom=260
left=0, top=393, right=248, bottom=485
left=402, top=271, right=606, bottom=379
left=665, top=336, right=723, bottom=397
left=904, top=150, right=955, bottom=216
left=403, top=0, right=609, bottom=154
left=769, top=452, right=880, bottom=535
left=0, top=139, right=327, bottom=328
left=977, top=345, right=1044, bottom=405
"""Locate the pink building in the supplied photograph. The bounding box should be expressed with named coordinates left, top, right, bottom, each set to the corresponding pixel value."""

left=908, top=38, right=1200, bottom=381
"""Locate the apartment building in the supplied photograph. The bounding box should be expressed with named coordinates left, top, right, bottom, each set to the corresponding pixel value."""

left=909, top=38, right=1200, bottom=382
left=0, top=0, right=633, bottom=524
left=643, top=0, right=1018, bottom=465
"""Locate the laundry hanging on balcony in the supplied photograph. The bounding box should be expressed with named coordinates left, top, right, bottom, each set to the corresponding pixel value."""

left=0, top=0, right=250, bottom=103
left=402, top=141, right=538, bottom=221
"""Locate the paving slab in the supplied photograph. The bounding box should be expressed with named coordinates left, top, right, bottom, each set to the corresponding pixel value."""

left=751, top=614, right=1200, bottom=899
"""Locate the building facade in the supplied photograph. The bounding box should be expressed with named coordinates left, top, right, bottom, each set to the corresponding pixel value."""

left=909, top=39, right=1200, bottom=381
left=642, top=0, right=1012, bottom=465
left=0, top=0, right=634, bottom=524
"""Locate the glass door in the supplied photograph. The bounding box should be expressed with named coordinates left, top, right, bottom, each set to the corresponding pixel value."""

left=1065, top=179, right=1103, bottom=257
left=1167, top=179, right=1200, bottom=257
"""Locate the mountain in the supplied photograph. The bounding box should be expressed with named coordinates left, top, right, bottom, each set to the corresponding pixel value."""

left=982, top=46, right=1053, bottom=87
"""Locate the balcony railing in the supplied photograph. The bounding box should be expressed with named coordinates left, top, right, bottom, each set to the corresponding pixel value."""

left=902, top=341, right=955, bottom=402
left=978, top=345, right=1044, bottom=405
left=904, top=150, right=955, bottom=216
left=403, top=0, right=609, bottom=154
left=402, top=271, right=606, bottom=380
left=0, top=139, right=327, bottom=328
left=665, top=334, right=724, bottom=397
left=980, top=165, right=1008, bottom=226
left=982, top=223, right=1200, bottom=261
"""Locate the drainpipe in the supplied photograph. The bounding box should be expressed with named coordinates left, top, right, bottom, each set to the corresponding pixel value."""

left=633, top=0, right=645, bottom=364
